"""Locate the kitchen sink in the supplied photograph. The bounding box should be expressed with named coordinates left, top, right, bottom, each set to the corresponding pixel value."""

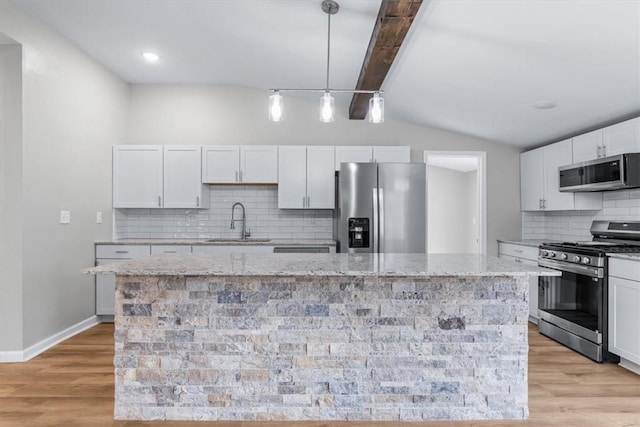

left=203, top=238, right=271, bottom=243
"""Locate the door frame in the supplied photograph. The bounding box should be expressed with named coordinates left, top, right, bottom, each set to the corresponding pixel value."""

left=423, top=151, right=487, bottom=255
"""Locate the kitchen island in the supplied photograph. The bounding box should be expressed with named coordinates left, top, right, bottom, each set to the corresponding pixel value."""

left=87, top=253, right=558, bottom=422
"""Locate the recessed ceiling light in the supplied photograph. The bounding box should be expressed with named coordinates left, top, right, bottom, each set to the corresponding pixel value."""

left=141, top=52, right=160, bottom=63
left=533, top=101, right=557, bottom=110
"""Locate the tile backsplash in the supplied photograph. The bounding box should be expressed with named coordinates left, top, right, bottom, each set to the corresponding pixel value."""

left=522, top=188, right=640, bottom=241
left=114, top=186, right=333, bottom=240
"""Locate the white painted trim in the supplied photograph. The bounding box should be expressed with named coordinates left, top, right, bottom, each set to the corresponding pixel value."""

left=423, top=151, right=488, bottom=255
left=619, top=358, right=640, bottom=376
left=0, top=316, right=100, bottom=363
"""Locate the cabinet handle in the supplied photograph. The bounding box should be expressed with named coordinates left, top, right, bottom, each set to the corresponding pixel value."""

left=514, top=249, right=523, bottom=253
left=543, top=199, right=547, bottom=209
left=239, top=170, right=243, bottom=182
left=539, top=199, right=543, bottom=209
left=115, top=250, right=129, bottom=254
left=196, top=196, right=200, bottom=207
left=158, top=196, right=162, bottom=207
left=597, top=145, right=602, bottom=158
left=307, top=196, right=310, bottom=207
left=163, top=251, right=177, bottom=253
left=602, top=144, right=607, bottom=157
left=302, top=196, right=306, bottom=208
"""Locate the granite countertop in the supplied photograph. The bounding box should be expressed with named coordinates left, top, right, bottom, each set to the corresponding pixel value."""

left=498, top=239, right=559, bottom=248
left=84, top=253, right=559, bottom=278
left=607, top=253, right=640, bottom=261
left=95, top=238, right=336, bottom=246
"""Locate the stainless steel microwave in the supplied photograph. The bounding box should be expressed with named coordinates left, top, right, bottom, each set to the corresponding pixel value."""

left=558, top=153, right=640, bottom=192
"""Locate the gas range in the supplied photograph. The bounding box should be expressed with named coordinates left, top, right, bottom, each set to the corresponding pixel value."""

left=537, top=220, right=640, bottom=362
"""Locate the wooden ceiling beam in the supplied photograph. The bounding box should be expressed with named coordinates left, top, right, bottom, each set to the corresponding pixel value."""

left=349, top=0, right=423, bottom=120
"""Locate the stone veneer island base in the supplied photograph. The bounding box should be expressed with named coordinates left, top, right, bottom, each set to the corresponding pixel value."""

left=88, top=253, right=558, bottom=422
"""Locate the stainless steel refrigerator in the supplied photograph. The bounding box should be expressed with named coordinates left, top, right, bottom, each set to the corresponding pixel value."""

left=335, top=162, right=426, bottom=253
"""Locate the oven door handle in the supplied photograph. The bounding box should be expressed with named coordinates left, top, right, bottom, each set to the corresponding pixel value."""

left=538, top=258, right=603, bottom=279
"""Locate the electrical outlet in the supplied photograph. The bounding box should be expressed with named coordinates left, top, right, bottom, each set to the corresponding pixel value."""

left=60, top=210, right=71, bottom=224
left=96, top=211, right=103, bottom=224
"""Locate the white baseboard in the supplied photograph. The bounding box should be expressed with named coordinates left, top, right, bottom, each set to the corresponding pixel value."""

left=619, top=358, right=640, bottom=376
left=0, top=315, right=100, bottom=363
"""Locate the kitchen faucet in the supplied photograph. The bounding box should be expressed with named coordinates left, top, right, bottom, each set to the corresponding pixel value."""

left=230, top=202, right=250, bottom=240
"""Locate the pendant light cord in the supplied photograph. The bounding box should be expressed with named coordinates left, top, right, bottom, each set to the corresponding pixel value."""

left=326, top=9, right=331, bottom=91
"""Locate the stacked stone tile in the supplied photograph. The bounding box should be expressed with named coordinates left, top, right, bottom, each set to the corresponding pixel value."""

left=114, top=274, right=529, bottom=421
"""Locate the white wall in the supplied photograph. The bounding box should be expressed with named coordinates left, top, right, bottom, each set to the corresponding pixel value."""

left=427, top=165, right=478, bottom=253
left=0, top=1, right=129, bottom=351
left=127, top=85, right=522, bottom=255
left=0, top=43, right=23, bottom=352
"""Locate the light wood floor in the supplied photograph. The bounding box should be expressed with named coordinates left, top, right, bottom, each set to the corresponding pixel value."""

left=1, top=323, right=639, bottom=427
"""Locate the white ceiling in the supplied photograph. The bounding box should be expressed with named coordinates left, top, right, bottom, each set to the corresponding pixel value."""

left=10, top=0, right=640, bottom=149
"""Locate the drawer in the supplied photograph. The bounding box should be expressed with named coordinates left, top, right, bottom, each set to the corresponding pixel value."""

left=151, top=245, right=192, bottom=255
left=498, top=243, right=538, bottom=261
left=95, top=244, right=151, bottom=259
left=193, top=245, right=275, bottom=254
left=610, top=258, right=640, bottom=282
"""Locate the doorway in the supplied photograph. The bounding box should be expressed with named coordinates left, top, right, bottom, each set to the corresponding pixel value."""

left=424, top=151, right=487, bottom=254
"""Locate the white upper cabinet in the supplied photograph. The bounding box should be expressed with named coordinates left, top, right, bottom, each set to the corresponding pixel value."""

left=373, top=146, right=411, bottom=163
left=163, top=146, right=207, bottom=208
left=306, top=146, right=335, bottom=209
left=572, top=118, right=640, bottom=163
left=520, top=146, right=545, bottom=211
left=202, top=145, right=278, bottom=183
left=520, top=139, right=601, bottom=211
left=240, top=146, right=278, bottom=183
left=113, top=145, right=205, bottom=209
left=113, top=146, right=163, bottom=208
left=202, top=146, right=240, bottom=183
left=335, top=146, right=373, bottom=170
left=572, top=129, right=604, bottom=164
left=278, top=146, right=335, bottom=209
left=278, top=146, right=308, bottom=209
left=334, top=146, right=410, bottom=170
left=603, top=117, right=640, bottom=157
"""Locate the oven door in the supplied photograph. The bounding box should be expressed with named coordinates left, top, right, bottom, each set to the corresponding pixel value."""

left=538, top=262, right=603, bottom=345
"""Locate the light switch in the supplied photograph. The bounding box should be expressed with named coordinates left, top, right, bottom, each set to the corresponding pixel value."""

left=60, top=210, right=71, bottom=224
left=96, top=211, right=103, bottom=224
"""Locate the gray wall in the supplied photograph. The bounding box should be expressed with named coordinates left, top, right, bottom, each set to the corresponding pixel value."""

left=0, top=1, right=129, bottom=351
left=128, top=85, right=522, bottom=255
left=427, top=165, right=479, bottom=253
left=0, top=43, right=23, bottom=352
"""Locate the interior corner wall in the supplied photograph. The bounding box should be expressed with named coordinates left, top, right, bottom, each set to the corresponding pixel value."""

left=0, top=43, right=24, bottom=352
left=0, top=1, right=129, bottom=350
left=127, top=84, right=522, bottom=255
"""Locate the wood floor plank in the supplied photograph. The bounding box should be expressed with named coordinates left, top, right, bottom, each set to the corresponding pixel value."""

left=0, top=322, right=639, bottom=426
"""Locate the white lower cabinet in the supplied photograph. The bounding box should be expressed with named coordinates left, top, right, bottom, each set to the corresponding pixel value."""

left=609, top=257, right=640, bottom=372
left=95, top=245, right=152, bottom=316
left=498, top=242, right=539, bottom=323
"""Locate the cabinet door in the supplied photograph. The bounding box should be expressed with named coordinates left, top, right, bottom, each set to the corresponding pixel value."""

left=603, top=117, right=640, bottom=157
left=307, top=146, right=335, bottom=209
left=113, top=146, right=163, bottom=208
left=609, top=276, right=640, bottom=364
left=498, top=249, right=539, bottom=322
left=334, top=146, right=372, bottom=170
left=373, top=146, right=411, bottom=163
left=573, top=129, right=603, bottom=163
left=163, top=146, right=203, bottom=208
left=278, top=146, right=307, bottom=208
left=202, top=146, right=240, bottom=183
left=543, top=139, right=575, bottom=211
left=520, top=147, right=544, bottom=211
left=151, top=245, right=192, bottom=255
left=241, top=146, right=278, bottom=183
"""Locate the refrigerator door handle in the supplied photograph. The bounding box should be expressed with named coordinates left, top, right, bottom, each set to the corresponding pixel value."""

left=378, top=188, right=384, bottom=253
left=372, top=187, right=379, bottom=253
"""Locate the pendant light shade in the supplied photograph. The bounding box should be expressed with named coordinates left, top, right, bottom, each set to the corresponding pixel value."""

left=268, top=1, right=385, bottom=124
left=319, top=92, right=335, bottom=123
left=269, top=91, right=284, bottom=122
left=368, top=92, right=384, bottom=124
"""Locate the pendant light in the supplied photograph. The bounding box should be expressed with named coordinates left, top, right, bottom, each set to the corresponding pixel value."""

left=268, top=0, right=384, bottom=124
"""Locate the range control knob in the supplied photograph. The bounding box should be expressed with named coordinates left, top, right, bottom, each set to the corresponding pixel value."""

left=541, top=250, right=548, bottom=257
left=573, top=255, right=582, bottom=263
left=560, top=253, right=568, bottom=260
left=549, top=252, right=556, bottom=258
left=582, top=257, right=591, bottom=265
